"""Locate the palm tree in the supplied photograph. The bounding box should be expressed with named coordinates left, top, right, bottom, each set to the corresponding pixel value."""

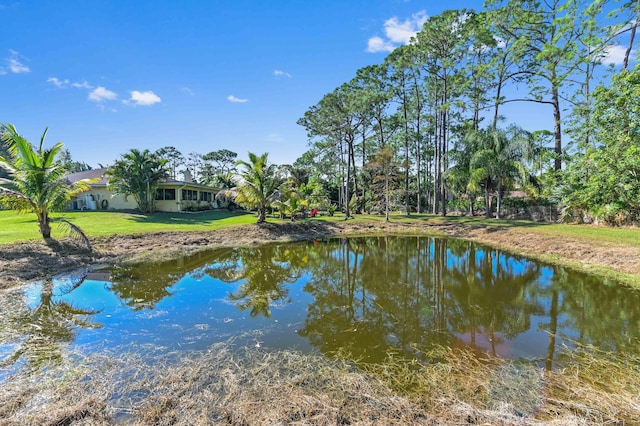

left=468, top=125, right=537, bottom=219
left=233, top=152, right=283, bottom=223
left=0, top=124, right=91, bottom=239
left=108, top=149, right=169, bottom=214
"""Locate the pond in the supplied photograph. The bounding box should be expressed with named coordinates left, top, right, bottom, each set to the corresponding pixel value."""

left=2, top=236, right=640, bottom=373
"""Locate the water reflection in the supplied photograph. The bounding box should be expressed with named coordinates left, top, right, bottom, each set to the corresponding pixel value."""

left=300, top=238, right=547, bottom=362
left=2, top=236, right=640, bottom=370
left=203, top=245, right=307, bottom=317
left=108, top=251, right=222, bottom=311
left=0, top=272, right=102, bottom=371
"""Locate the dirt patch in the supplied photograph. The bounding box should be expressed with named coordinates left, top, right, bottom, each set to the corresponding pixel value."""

left=1, top=219, right=639, bottom=290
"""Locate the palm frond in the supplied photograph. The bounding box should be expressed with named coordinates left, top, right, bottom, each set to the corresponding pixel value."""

left=0, top=186, right=37, bottom=211
left=57, top=218, right=92, bottom=251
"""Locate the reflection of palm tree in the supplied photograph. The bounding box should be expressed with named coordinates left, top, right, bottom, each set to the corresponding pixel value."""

left=205, top=245, right=304, bottom=317
left=0, top=276, right=101, bottom=371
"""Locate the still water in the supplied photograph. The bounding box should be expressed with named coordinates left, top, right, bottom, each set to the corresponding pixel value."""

left=2, top=236, right=639, bottom=371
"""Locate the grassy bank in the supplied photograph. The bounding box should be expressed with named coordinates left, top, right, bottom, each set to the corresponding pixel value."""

left=3, top=209, right=640, bottom=246
left=2, top=209, right=639, bottom=288
left=0, top=210, right=257, bottom=244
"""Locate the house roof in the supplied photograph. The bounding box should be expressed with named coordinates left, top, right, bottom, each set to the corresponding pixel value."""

left=65, top=167, right=221, bottom=191
left=66, top=168, right=109, bottom=186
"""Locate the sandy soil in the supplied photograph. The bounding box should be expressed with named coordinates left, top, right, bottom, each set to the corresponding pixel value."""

left=1, top=219, right=639, bottom=289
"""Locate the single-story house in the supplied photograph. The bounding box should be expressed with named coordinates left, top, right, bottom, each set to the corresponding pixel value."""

left=65, top=168, right=223, bottom=212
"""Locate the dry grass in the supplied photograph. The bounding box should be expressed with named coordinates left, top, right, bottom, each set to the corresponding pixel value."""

left=1, top=338, right=639, bottom=426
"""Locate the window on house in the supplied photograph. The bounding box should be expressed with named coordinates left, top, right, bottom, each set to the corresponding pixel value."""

left=200, top=191, right=212, bottom=202
left=182, top=189, right=198, bottom=201
left=155, top=188, right=176, bottom=200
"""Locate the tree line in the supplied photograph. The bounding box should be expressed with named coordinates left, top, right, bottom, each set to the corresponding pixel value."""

left=296, top=0, right=640, bottom=224
left=1, top=0, right=639, bottom=239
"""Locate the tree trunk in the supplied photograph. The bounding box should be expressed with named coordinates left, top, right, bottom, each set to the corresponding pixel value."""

left=39, top=213, right=52, bottom=239
left=385, top=172, right=390, bottom=222
left=493, top=54, right=507, bottom=129
left=257, top=206, right=266, bottom=223
left=349, top=140, right=359, bottom=214
left=402, top=77, right=411, bottom=217
left=433, top=102, right=441, bottom=215
left=414, top=74, right=422, bottom=214
left=485, top=189, right=492, bottom=218
left=552, top=80, right=562, bottom=173
left=439, top=75, right=449, bottom=217
left=624, top=5, right=638, bottom=70
left=496, top=181, right=503, bottom=220
left=344, top=137, right=352, bottom=219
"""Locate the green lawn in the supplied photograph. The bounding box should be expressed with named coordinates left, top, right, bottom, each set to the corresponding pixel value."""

left=0, top=210, right=258, bottom=244
left=2, top=209, right=640, bottom=248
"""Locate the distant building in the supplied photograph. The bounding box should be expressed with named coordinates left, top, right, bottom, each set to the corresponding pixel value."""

left=65, top=168, right=222, bottom=212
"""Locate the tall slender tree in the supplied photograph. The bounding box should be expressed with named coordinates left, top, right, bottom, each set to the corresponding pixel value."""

left=156, top=146, right=185, bottom=180
left=415, top=9, right=474, bottom=215
left=486, top=0, right=590, bottom=172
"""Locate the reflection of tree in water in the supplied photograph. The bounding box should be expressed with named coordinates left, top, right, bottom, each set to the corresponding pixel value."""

left=108, top=250, right=223, bottom=311
left=300, top=238, right=389, bottom=362
left=109, top=263, right=180, bottom=311
left=301, top=237, right=459, bottom=362
left=203, top=245, right=308, bottom=317
left=0, top=273, right=101, bottom=371
left=539, top=267, right=640, bottom=370
left=445, top=240, right=544, bottom=356
left=300, top=237, right=552, bottom=362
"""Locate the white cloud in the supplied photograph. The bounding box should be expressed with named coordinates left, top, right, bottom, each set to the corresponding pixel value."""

left=125, top=90, right=161, bottom=106
left=48, top=77, right=94, bottom=89
left=2, top=50, right=30, bottom=74
left=8, top=58, right=29, bottom=73
left=227, top=95, right=248, bottom=103
left=72, top=81, right=93, bottom=89
left=47, top=77, right=69, bottom=88
left=88, top=86, right=118, bottom=102
left=366, top=36, right=395, bottom=53
left=181, top=87, right=195, bottom=96
left=274, top=69, right=292, bottom=78
left=366, top=10, right=428, bottom=53
left=602, top=45, right=634, bottom=66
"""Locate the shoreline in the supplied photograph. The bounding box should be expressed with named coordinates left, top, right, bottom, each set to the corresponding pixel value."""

left=1, top=219, right=639, bottom=290
left=2, top=218, right=640, bottom=425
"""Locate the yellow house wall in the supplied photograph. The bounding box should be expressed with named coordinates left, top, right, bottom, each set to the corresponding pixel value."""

left=70, top=184, right=219, bottom=212
left=90, top=188, right=137, bottom=210
left=155, top=199, right=182, bottom=212
left=72, top=188, right=137, bottom=210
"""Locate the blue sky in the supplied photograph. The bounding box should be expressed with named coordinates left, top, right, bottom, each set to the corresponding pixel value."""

left=0, top=0, right=631, bottom=167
